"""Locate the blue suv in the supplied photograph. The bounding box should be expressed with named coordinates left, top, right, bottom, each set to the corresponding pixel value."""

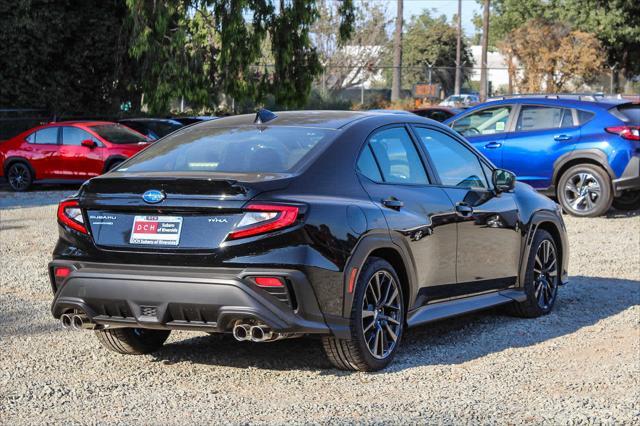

left=444, top=96, right=640, bottom=216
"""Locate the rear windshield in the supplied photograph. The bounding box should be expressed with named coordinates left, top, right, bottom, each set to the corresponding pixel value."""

left=117, top=125, right=335, bottom=174
left=91, top=124, right=148, bottom=144
left=611, top=104, right=640, bottom=124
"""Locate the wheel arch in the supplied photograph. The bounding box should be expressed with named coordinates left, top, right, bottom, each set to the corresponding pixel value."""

left=102, top=155, right=127, bottom=173
left=342, top=234, right=418, bottom=319
left=552, top=149, right=613, bottom=190
left=3, top=156, right=35, bottom=179
left=520, top=211, right=569, bottom=288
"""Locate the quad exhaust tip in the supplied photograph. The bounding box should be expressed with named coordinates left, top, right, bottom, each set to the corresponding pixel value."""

left=232, top=321, right=298, bottom=343
left=61, top=312, right=96, bottom=330
left=61, top=314, right=72, bottom=329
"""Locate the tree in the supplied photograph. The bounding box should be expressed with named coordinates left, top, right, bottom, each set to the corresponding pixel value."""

left=313, top=0, right=390, bottom=93
left=400, top=11, right=472, bottom=96
left=126, top=0, right=355, bottom=113
left=0, top=0, right=136, bottom=114
left=390, top=0, right=403, bottom=101
left=501, top=19, right=604, bottom=93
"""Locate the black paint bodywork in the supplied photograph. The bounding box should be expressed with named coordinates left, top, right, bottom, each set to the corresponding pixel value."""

left=50, top=111, right=569, bottom=339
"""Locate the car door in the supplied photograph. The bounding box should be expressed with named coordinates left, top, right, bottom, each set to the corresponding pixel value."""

left=502, top=104, right=579, bottom=189
left=356, top=126, right=458, bottom=306
left=23, top=127, right=60, bottom=179
left=59, top=126, right=104, bottom=178
left=411, top=125, right=522, bottom=294
left=449, top=104, right=514, bottom=167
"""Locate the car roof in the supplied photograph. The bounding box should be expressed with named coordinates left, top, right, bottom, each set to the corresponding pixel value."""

left=475, top=97, right=627, bottom=110
left=202, top=110, right=375, bottom=130
left=119, top=118, right=183, bottom=125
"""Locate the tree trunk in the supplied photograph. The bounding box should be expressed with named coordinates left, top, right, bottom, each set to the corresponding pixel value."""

left=479, top=0, right=490, bottom=101
left=454, top=0, right=462, bottom=95
left=391, top=0, right=403, bottom=102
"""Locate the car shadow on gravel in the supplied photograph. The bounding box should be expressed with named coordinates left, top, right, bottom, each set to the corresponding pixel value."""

left=605, top=209, right=640, bottom=219
left=148, top=275, right=639, bottom=373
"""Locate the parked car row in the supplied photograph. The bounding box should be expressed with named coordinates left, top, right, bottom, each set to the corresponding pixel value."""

left=0, top=116, right=215, bottom=191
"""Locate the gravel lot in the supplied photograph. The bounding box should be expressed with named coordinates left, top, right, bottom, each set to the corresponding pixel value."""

left=1, top=188, right=639, bottom=424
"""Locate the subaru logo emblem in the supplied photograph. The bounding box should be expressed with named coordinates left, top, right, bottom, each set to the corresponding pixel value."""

left=142, top=190, right=165, bottom=204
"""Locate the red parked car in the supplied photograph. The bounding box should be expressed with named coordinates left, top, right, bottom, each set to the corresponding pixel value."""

left=0, top=121, right=150, bottom=191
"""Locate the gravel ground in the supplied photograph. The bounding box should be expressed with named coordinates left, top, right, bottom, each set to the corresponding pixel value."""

left=1, top=190, right=639, bottom=424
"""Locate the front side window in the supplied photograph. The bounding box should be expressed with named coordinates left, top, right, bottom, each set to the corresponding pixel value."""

left=367, top=127, right=428, bottom=185
left=62, top=127, right=96, bottom=146
left=27, top=127, right=58, bottom=145
left=452, top=106, right=512, bottom=136
left=118, top=125, right=334, bottom=174
left=414, top=127, right=487, bottom=189
left=516, top=106, right=574, bottom=131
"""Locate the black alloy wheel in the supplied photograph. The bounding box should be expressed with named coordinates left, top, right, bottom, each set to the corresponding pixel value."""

left=7, top=162, right=33, bottom=191
left=507, top=229, right=559, bottom=318
left=322, top=257, right=405, bottom=371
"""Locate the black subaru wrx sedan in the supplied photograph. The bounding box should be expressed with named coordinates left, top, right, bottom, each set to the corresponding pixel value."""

left=49, top=110, right=568, bottom=371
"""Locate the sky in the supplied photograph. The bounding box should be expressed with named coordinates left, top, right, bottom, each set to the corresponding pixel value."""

left=401, top=0, right=481, bottom=36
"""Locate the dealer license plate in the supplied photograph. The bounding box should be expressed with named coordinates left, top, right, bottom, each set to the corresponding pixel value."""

left=129, top=216, right=183, bottom=246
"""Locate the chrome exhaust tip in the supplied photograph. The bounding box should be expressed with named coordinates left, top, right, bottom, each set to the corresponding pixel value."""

left=71, top=315, right=86, bottom=330
left=232, top=323, right=251, bottom=341
left=250, top=325, right=274, bottom=342
left=61, top=314, right=72, bottom=329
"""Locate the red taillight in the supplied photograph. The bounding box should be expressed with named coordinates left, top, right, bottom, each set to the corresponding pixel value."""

left=57, top=200, right=88, bottom=234
left=254, top=277, right=285, bottom=288
left=605, top=126, right=640, bottom=141
left=54, top=267, right=71, bottom=279
left=227, top=203, right=299, bottom=240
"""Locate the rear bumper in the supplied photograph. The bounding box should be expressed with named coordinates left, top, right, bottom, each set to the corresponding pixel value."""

left=49, top=261, right=331, bottom=335
left=613, top=156, right=640, bottom=194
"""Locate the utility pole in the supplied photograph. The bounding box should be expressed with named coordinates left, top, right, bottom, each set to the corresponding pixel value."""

left=391, top=0, right=403, bottom=102
left=454, top=0, right=462, bottom=95
left=479, top=0, right=490, bottom=101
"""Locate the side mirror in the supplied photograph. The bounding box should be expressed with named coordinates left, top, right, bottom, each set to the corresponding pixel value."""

left=81, top=139, right=96, bottom=148
left=492, top=168, right=516, bottom=193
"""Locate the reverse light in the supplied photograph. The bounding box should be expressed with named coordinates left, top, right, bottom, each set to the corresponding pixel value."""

left=605, top=126, right=640, bottom=141
left=227, top=203, right=299, bottom=240
left=57, top=200, right=88, bottom=234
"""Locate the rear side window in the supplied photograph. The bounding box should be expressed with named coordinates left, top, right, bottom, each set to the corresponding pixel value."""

left=366, top=127, right=428, bottom=185
left=26, top=127, right=58, bottom=144
left=516, top=106, right=574, bottom=131
left=357, top=145, right=383, bottom=182
left=118, top=126, right=334, bottom=174
left=452, top=106, right=511, bottom=136
left=611, top=104, right=640, bottom=124
left=576, top=109, right=595, bottom=125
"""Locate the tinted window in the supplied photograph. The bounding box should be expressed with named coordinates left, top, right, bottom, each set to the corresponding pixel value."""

left=62, top=126, right=95, bottom=146
left=120, top=121, right=152, bottom=138
left=368, top=127, right=428, bottom=184
left=414, top=127, right=487, bottom=188
left=90, top=124, right=147, bottom=144
left=357, top=145, right=382, bottom=182
left=577, top=109, right=595, bottom=125
left=612, top=104, right=640, bottom=125
left=516, top=106, right=574, bottom=131
left=452, top=106, right=511, bottom=136
left=148, top=121, right=183, bottom=138
left=118, top=126, right=333, bottom=174
left=27, top=127, right=58, bottom=144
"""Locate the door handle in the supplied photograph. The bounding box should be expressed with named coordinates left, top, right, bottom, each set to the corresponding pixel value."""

left=455, top=203, right=474, bottom=216
left=382, top=197, right=404, bottom=210
left=484, top=142, right=502, bottom=149
left=554, top=134, right=572, bottom=141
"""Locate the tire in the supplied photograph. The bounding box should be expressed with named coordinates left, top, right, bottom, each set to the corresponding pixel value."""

left=507, top=230, right=559, bottom=318
left=557, top=164, right=612, bottom=217
left=95, top=328, right=170, bottom=355
left=322, top=257, right=405, bottom=371
left=612, top=190, right=640, bottom=211
left=6, top=161, right=33, bottom=191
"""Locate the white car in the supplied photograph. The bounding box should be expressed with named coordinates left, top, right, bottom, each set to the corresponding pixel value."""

left=440, top=94, right=480, bottom=107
